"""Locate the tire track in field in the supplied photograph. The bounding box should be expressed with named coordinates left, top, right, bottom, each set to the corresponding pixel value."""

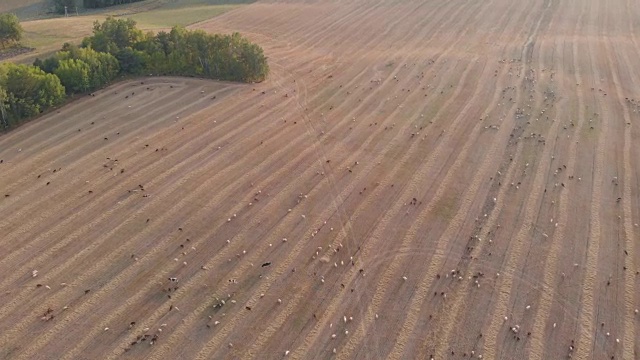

left=118, top=64, right=457, bottom=359
left=261, top=0, right=467, bottom=255
left=429, top=0, right=556, bottom=356
left=602, top=27, right=637, bottom=360
left=58, top=12, right=464, bottom=356
left=410, top=17, right=548, bottom=360
left=134, top=34, right=478, bottom=360
left=281, top=0, right=466, bottom=263
left=345, top=56, right=518, bottom=360
left=529, top=2, right=589, bottom=357
left=622, top=0, right=640, bottom=355
left=247, top=2, right=469, bottom=267
left=286, top=67, right=472, bottom=354
left=291, top=10, right=504, bottom=360
left=573, top=1, right=607, bottom=356
left=335, top=60, right=492, bottom=360
left=385, top=85, right=518, bottom=360
left=481, top=1, right=569, bottom=356
left=482, top=96, right=561, bottom=360
left=338, top=2, right=534, bottom=357
left=191, top=57, right=483, bottom=360
left=238, top=57, right=471, bottom=360
left=60, top=19, right=448, bottom=354
left=139, top=4, right=490, bottom=352
left=374, top=2, right=537, bottom=359
left=288, top=67, right=471, bottom=355
left=272, top=10, right=502, bottom=357
left=432, top=138, right=525, bottom=359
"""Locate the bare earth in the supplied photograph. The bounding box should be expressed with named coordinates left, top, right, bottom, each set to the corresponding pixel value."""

left=1, top=0, right=639, bottom=359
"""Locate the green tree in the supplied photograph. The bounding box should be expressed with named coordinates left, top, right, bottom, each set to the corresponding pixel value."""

left=0, top=63, right=65, bottom=121
left=83, top=0, right=144, bottom=9
left=57, top=47, right=119, bottom=89
left=0, top=86, right=9, bottom=129
left=53, top=0, right=76, bottom=14
left=61, top=42, right=79, bottom=53
left=83, top=17, right=144, bottom=55
left=81, top=48, right=119, bottom=87
left=238, top=40, right=269, bottom=82
left=33, top=56, right=61, bottom=74
left=153, top=31, right=172, bottom=56
left=115, top=47, right=146, bottom=74
left=54, top=59, right=91, bottom=93
left=32, top=58, right=44, bottom=70
left=81, top=19, right=269, bottom=83
left=0, top=13, right=23, bottom=49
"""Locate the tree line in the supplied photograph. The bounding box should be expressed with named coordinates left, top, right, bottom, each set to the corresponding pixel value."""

left=83, top=0, right=144, bottom=9
left=52, top=0, right=144, bottom=13
left=0, top=17, right=269, bottom=130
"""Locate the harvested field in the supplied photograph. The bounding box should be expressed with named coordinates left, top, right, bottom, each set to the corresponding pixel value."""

left=1, top=0, right=640, bottom=359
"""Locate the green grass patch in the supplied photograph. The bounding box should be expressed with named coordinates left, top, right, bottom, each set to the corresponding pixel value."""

left=128, top=4, right=239, bottom=28
left=433, top=195, right=458, bottom=221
